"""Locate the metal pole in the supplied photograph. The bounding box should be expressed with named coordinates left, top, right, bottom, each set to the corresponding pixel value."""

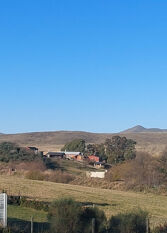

left=92, top=218, right=95, bottom=233
left=31, top=216, right=33, bottom=233
left=146, top=218, right=150, bottom=233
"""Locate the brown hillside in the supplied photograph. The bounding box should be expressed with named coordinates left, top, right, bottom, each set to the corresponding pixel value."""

left=0, top=131, right=167, bottom=155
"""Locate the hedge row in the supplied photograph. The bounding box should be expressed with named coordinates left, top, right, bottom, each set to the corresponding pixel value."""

left=7, top=195, right=50, bottom=211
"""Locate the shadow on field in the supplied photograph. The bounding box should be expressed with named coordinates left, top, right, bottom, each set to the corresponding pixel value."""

left=80, top=201, right=110, bottom=207
left=8, top=218, right=50, bottom=233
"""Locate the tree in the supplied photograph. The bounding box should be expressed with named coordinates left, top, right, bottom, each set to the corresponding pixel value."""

left=105, top=136, right=136, bottom=164
left=86, top=144, right=96, bottom=155
left=0, top=142, right=38, bottom=162
left=61, top=139, right=86, bottom=153
left=85, top=144, right=107, bottom=161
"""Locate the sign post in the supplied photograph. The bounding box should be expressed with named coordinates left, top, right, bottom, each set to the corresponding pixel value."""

left=0, top=193, right=7, bottom=228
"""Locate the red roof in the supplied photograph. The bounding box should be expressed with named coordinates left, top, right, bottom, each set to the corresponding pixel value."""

left=88, top=155, right=99, bottom=162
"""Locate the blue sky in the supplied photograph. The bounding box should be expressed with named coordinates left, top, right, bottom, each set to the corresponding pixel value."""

left=0, top=0, right=167, bottom=133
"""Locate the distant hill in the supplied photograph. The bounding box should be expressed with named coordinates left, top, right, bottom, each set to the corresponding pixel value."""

left=0, top=129, right=167, bottom=156
left=121, top=125, right=167, bottom=133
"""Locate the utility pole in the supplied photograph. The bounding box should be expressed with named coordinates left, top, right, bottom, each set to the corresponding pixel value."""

left=31, top=216, right=33, bottom=233
left=146, top=217, right=150, bottom=233
left=92, top=218, right=95, bottom=233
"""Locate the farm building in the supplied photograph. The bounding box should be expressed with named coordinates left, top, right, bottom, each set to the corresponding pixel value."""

left=86, top=171, right=106, bottom=179
left=88, top=155, right=100, bottom=162
left=76, top=154, right=84, bottom=161
left=46, top=152, right=65, bottom=158
left=64, top=152, right=82, bottom=160
left=93, top=162, right=105, bottom=169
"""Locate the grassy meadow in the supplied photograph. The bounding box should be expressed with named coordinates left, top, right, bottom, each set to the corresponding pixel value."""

left=8, top=205, right=47, bottom=222
left=0, top=175, right=167, bottom=228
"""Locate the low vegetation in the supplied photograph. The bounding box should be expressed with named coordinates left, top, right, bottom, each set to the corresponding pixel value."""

left=108, top=209, right=148, bottom=233
left=0, top=142, right=37, bottom=162
left=106, top=150, right=167, bottom=192
left=26, top=170, right=74, bottom=184
left=48, top=198, right=107, bottom=233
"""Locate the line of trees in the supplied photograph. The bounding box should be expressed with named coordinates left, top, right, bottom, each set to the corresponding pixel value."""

left=0, top=141, right=60, bottom=171
left=0, top=142, right=37, bottom=162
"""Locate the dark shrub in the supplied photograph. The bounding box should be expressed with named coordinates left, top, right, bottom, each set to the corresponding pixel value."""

left=42, top=157, right=59, bottom=170
left=79, top=207, right=107, bottom=233
left=48, top=198, right=107, bottom=233
left=0, top=228, right=11, bottom=233
left=8, top=195, right=21, bottom=205
left=108, top=209, right=148, bottom=233
left=48, top=198, right=82, bottom=233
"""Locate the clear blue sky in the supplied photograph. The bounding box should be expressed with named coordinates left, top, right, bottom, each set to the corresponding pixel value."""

left=0, top=0, right=167, bottom=134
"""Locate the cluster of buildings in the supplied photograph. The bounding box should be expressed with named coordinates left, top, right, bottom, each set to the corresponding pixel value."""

left=27, top=147, right=109, bottom=171
left=45, top=151, right=106, bottom=168
left=23, top=146, right=112, bottom=179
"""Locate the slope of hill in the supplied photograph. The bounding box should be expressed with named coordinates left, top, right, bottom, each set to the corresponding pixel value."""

left=0, top=129, right=167, bottom=156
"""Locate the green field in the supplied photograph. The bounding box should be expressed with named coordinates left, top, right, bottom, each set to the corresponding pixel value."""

left=1, top=175, right=167, bottom=228
left=8, top=205, right=47, bottom=223
left=7, top=205, right=48, bottom=232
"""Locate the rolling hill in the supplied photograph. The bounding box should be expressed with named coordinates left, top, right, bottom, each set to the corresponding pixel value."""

left=121, top=125, right=167, bottom=133
left=0, top=126, right=167, bottom=156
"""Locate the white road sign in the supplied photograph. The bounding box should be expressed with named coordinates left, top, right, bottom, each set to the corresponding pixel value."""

left=0, top=193, right=7, bottom=227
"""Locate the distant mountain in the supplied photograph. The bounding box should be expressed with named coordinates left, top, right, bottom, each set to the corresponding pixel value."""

left=121, top=125, right=167, bottom=133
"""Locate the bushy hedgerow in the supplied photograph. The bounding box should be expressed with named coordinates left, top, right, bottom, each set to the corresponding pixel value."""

left=108, top=209, right=148, bottom=233
left=48, top=198, right=107, bottom=233
left=20, top=197, right=49, bottom=211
